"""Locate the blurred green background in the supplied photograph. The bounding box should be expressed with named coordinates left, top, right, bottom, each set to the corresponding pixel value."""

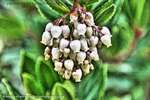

left=0, top=0, right=150, bottom=100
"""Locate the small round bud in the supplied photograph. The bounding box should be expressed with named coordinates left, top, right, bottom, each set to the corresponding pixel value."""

left=90, top=64, right=94, bottom=70
left=51, top=48, right=61, bottom=60
left=64, top=59, right=74, bottom=70
left=54, top=61, right=63, bottom=72
left=63, top=48, right=70, bottom=58
left=82, top=64, right=90, bottom=75
left=61, top=25, right=70, bottom=38
left=101, top=35, right=112, bottom=48
left=41, top=31, right=51, bottom=45
left=77, top=23, right=87, bottom=36
left=51, top=26, right=62, bottom=38
left=80, top=38, right=89, bottom=51
left=45, top=22, right=53, bottom=32
left=70, top=40, right=81, bottom=53
left=72, top=69, right=82, bottom=82
left=59, top=38, right=69, bottom=51
left=89, top=36, right=99, bottom=47
left=86, top=27, right=93, bottom=37
left=77, top=52, right=86, bottom=64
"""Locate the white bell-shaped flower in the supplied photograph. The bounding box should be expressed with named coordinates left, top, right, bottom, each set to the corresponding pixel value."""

left=59, top=38, right=69, bottom=51
left=63, top=48, right=70, bottom=58
left=51, top=48, right=61, bottom=60
left=54, top=61, right=63, bottom=72
left=45, top=22, right=53, bottom=32
left=89, top=36, right=99, bottom=47
left=72, top=69, right=82, bottom=82
left=61, top=25, right=70, bottom=38
left=63, top=70, right=72, bottom=79
left=80, top=38, right=89, bottom=51
left=77, top=52, right=86, bottom=64
left=86, top=27, right=93, bottom=37
left=101, top=35, right=112, bottom=48
left=41, top=31, right=51, bottom=45
left=51, top=25, right=62, bottom=38
left=64, top=59, right=74, bottom=70
left=90, top=48, right=99, bottom=61
left=101, top=26, right=111, bottom=36
left=77, top=23, right=87, bottom=36
left=85, top=12, right=95, bottom=26
left=70, top=40, right=81, bottom=53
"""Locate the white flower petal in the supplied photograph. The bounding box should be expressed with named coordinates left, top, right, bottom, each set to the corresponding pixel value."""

left=41, top=31, right=51, bottom=45
left=70, top=40, right=81, bottom=53
left=72, top=69, right=82, bottom=82
left=51, top=26, right=62, bottom=38
left=77, top=52, right=86, bottom=64
left=77, top=23, right=87, bottom=36
left=61, top=25, right=70, bottom=38
left=64, top=59, right=74, bottom=70
left=45, top=22, right=53, bottom=31
left=101, top=35, right=112, bottom=47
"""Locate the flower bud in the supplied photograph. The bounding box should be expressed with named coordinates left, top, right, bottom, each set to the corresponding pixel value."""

left=51, top=48, right=61, bottom=60
left=72, top=69, right=82, bottom=82
left=90, top=48, right=99, bottom=61
left=59, top=38, right=69, bottom=51
left=86, top=27, right=93, bottom=37
left=63, top=48, right=70, bottom=58
left=77, top=23, right=86, bottom=36
left=64, top=59, right=74, bottom=70
left=73, top=29, right=79, bottom=39
left=82, top=64, right=90, bottom=75
left=54, top=61, right=63, bottom=72
left=80, top=38, right=89, bottom=51
left=45, top=22, right=53, bottom=32
left=41, top=31, right=51, bottom=45
left=61, top=25, right=70, bottom=38
left=70, top=40, right=81, bottom=53
left=63, top=70, right=72, bottom=79
left=90, top=64, right=94, bottom=70
left=51, top=26, right=62, bottom=38
left=101, top=26, right=111, bottom=36
left=85, top=12, right=95, bottom=26
left=44, top=47, right=51, bottom=60
left=77, top=52, right=86, bottom=64
left=89, top=36, right=99, bottom=47
left=69, top=52, right=76, bottom=61
left=101, top=35, right=112, bottom=48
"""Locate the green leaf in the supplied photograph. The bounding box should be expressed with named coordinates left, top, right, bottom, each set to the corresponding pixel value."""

left=77, top=61, right=108, bottom=100
left=51, top=81, right=76, bottom=100
left=35, top=57, right=60, bottom=92
left=2, top=79, right=17, bottom=100
left=20, top=50, right=36, bottom=76
left=0, top=12, right=26, bottom=39
left=93, top=0, right=116, bottom=25
left=22, top=73, right=44, bottom=95
left=45, top=0, right=70, bottom=14
left=33, top=0, right=62, bottom=20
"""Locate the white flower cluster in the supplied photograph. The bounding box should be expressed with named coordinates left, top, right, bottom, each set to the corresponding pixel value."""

left=41, top=10, right=112, bottom=82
